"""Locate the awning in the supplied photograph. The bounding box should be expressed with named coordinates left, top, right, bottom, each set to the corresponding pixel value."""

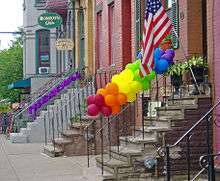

left=8, top=78, right=31, bottom=89
left=46, top=0, right=68, bottom=18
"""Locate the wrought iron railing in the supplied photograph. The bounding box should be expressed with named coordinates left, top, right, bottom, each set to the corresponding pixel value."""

left=158, top=100, right=220, bottom=181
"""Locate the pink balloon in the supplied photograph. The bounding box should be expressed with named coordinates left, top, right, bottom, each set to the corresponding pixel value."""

left=101, top=106, right=112, bottom=117
left=87, top=95, right=95, bottom=105
left=94, top=94, right=105, bottom=106
left=87, top=104, right=100, bottom=116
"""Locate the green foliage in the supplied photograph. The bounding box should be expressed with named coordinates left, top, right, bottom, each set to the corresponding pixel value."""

left=0, top=103, right=11, bottom=113
left=167, top=57, right=207, bottom=76
left=187, top=56, right=208, bottom=68
left=0, top=39, right=23, bottom=102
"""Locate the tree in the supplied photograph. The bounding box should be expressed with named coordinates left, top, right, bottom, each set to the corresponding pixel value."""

left=0, top=38, right=23, bottom=103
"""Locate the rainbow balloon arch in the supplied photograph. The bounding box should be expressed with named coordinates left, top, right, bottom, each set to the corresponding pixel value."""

left=87, top=47, right=175, bottom=117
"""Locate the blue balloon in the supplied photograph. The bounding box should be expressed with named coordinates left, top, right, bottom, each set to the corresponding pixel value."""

left=137, top=51, right=142, bottom=59
left=154, top=48, right=165, bottom=62
left=156, top=59, right=169, bottom=74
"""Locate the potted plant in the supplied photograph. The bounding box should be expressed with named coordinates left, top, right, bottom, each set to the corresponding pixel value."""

left=166, top=61, right=188, bottom=95
left=187, top=56, right=208, bottom=83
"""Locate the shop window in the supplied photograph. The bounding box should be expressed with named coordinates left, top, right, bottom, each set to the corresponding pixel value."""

left=108, top=3, right=115, bottom=66
left=36, top=29, right=50, bottom=74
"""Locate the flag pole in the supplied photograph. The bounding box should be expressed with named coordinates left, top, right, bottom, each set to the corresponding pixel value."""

left=171, top=28, right=201, bottom=95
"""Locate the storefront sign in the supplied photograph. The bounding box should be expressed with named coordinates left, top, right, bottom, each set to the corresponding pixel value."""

left=55, top=39, right=74, bottom=50
left=38, top=12, right=62, bottom=29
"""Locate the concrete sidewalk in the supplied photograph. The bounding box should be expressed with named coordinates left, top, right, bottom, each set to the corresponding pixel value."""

left=0, top=135, right=101, bottom=181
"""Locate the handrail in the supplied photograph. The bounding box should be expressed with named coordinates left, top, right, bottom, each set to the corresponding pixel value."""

left=168, top=99, right=220, bottom=148
left=13, top=67, right=87, bottom=120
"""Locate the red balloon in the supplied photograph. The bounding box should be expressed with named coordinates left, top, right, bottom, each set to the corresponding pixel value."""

left=101, top=106, right=112, bottom=117
left=87, top=104, right=100, bottom=116
left=94, top=94, right=105, bottom=106
left=87, top=95, right=95, bottom=105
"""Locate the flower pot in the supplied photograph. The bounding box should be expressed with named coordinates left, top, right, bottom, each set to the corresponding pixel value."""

left=171, top=74, right=183, bottom=87
left=191, top=67, right=206, bottom=83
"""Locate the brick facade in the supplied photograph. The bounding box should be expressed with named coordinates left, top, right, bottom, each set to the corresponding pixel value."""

left=94, top=0, right=133, bottom=72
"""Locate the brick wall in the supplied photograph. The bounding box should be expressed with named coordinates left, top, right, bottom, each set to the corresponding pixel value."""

left=94, top=0, right=132, bottom=71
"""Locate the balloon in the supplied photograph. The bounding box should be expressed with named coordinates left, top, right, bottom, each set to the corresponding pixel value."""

left=118, top=83, right=131, bottom=94
left=120, top=69, right=134, bottom=82
left=87, top=95, right=95, bottom=105
left=105, top=83, right=119, bottom=95
left=156, top=59, right=169, bottom=74
left=111, top=106, right=121, bottom=115
left=137, top=51, right=142, bottom=59
left=112, top=74, right=121, bottom=83
left=134, top=70, right=141, bottom=81
left=141, top=79, right=150, bottom=91
left=117, top=93, right=127, bottom=105
left=148, top=71, right=156, bottom=81
left=87, top=104, right=100, bottom=116
left=161, top=53, right=174, bottom=62
left=127, top=93, right=136, bottom=102
left=154, top=48, right=165, bottom=61
left=130, top=81, right=142, bottom=93
left=94, top=94, right=105, bottom=106
left=97, top=88, right=108, bottom=97
left=165, top=49, right=175, bottom=58
left=105, top=95, right=117, bottom=106
left=101, top=106, right=112, bottom=117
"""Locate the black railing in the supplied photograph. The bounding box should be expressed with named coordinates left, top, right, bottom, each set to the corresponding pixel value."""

left=158, top=100, right=220, bottom=181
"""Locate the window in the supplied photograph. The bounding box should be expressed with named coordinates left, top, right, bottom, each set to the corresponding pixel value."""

left=36, top=30, right=50, bottom=74
left=96, top=12, right=102, bottom=69
left=108, top=3, right=115, bottom=66
left=166, top=0, right=172, bottom=9
left=171, top=0, right=179, bottom=49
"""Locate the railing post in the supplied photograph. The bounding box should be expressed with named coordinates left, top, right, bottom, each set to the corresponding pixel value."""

left=142, top=93, right=145, bottom=140
left=86, top=126, right=90, bottom=167
left=186, top=134, right=191, bottom=181
left=206, top=116, right=215, bottom=181
left=108, top=118, right=111, bottom=159
left=43, top=114, right=47, bottom=145
left=100, top=116, right=104, bottom=175
left=166, top=146, right=171, bottom=181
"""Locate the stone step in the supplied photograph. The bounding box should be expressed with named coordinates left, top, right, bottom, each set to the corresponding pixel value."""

left=157, top=109, right=183, bottom=117
left=10, top=133, right=28, bottom=143
left=53, top=137, right=72, bottom=146
left=120, top=136, right=157, bottom=147
left=167, top=97, right=197, bottom=107
left=43, top=144, right=64, bottom=157
left=60, top=129, right=82, bottom=138
left=157, top=114, right=184, bottom=120
left=105, top=146, right=143, bottom=163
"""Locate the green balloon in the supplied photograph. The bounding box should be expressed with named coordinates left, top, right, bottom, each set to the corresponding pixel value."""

left=148, top=71, right=156, bottom=81
left=141, top=78, right=150, bottom=91
left=134, top=70, right=141, bottom=81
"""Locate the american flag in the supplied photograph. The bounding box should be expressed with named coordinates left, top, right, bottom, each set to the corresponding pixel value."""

left=140, top=0, right=172, bottom=76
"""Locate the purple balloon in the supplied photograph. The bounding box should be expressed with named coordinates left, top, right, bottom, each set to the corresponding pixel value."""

left=70, top=74, right=77, bottom=81
left=75, top=72, right=81, bottom=79
left=42, top=95, right=49, bottom=104
left=161, top=53, right=174, bottom=62
left=165, top=49, right=175, bottom=57
left=28, top=106, right=33, bottom=114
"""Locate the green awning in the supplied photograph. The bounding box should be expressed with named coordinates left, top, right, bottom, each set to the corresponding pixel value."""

left=8, top=78, right=31, bottom=89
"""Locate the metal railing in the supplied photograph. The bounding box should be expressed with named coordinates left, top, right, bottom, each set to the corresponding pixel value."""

left=12, top=67, right=89, bottom=133
left=158, top=100, right=220, bottom=181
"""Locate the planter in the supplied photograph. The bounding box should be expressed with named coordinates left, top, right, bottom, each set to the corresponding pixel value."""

left=171, top=74, right=183, bottom=87
left=191, top=67, right=207, bottom=83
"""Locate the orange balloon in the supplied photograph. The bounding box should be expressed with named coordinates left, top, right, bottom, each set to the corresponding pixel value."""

left=97, top=88, right=108, bottom=97
left=117, top=93, right=127, bottom=105
left=105, top=83, right=119, bottom=95
left=111, top=106, right=121, bottom=115
left=105, top=95, right=117, bottom=107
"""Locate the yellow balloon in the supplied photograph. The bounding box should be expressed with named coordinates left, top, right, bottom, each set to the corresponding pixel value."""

left=120, top=69, right=134, bottom=82
left=112, top=74, right=121, bottom=83
left=118, top=82, right=131, bottom=94
left=127, top=93, right=136, bottom=102
left=130, top=81, right=143, bottom=93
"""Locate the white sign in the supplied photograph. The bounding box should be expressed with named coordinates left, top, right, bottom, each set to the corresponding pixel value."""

left=56, top=39, right=74, bottom=51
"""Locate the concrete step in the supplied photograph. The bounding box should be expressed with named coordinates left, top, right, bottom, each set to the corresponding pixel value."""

left=60, top=129, right=82, bottom=138
left=105, top=146, right=143, bottom=163
left=157, top=109, right=184, bottom=117
left=120, top=136, right=157, bottom=147
left=53, top=137, right=72, bottom=146
left=137, top=125, right=171, bottom=134
left=167, top=97, right=197, bottom=107
left=43, top=144, right=64, bottom=157
left=10, top=133, right=28, bottom=143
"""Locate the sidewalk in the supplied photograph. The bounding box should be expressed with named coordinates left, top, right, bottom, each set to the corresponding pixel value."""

left=0, top=135, right=101, bottom=181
